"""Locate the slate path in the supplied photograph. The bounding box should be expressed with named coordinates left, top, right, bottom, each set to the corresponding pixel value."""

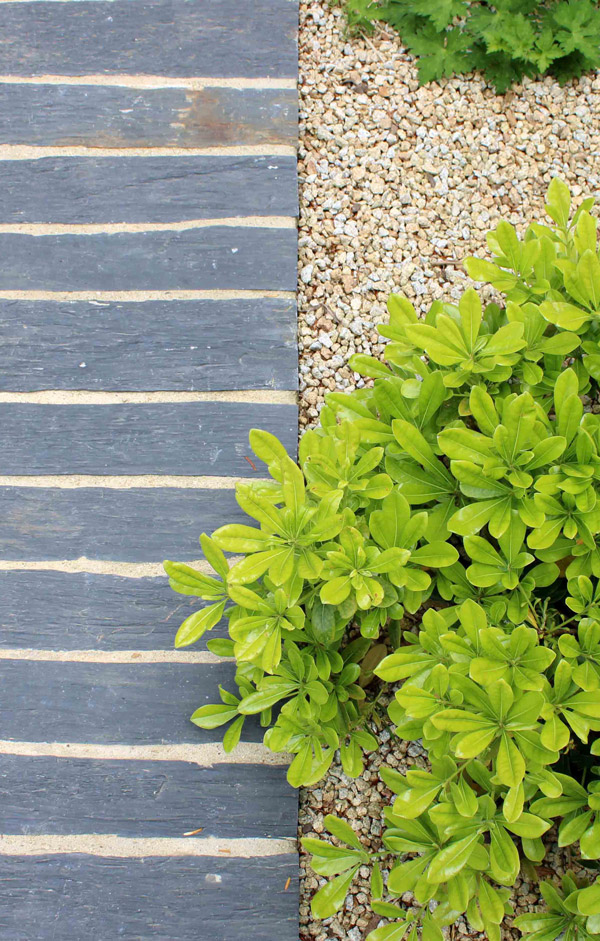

left=0, top=3, right=299, bottom=939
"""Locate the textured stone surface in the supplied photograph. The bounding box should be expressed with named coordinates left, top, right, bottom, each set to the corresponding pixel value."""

left=0, top=227, right=297, bottom=291
left=0, top=402, right=297, bottom=476
left=0, top=298, right=297, bottom=392
left=0, top=486, right=245, bottom=562
left=0, top=854, right=299, bottom=941
left=0, top=2, right=300, bottom=937
left=0, top=571, right=226, bottom=650
left=0, top=156, right=298, bottom=223
left=0, top=754, right=296, bottom=839
left=0, top=659, right=262, bottom=745
left=0, top=84, right=297, bottom=148
left=0, top=0, right=298, bottom=78
left=296, top=0, right=599, bottom=430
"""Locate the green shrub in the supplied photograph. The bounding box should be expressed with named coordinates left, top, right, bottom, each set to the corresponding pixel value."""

left=340, top=0, right=600, bottom=92
left=165, top=179, right=600, bottom=938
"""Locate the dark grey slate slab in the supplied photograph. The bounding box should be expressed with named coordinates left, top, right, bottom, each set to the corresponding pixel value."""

left=0, top=572, right=224, bottom=651
left=0, top=660, right=262, bottom=745
left=0, top=854, right=299, bottom=941
left=0, top=0, right=298, bottom=79
left=0, top=156, right=298, bottom=223
left=0, top=403, right=297, bottom=476
left=0, top=227, right=297, bottom=291
left=0, top=754, right=296, bottom=839
left=0, top=298, right=298, bottom=392
left=0, top=85, right=297, bottom=147
left=0, top=487, right=248, bottom=562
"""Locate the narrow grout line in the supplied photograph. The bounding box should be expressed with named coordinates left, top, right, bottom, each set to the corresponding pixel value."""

left=0, top=75, right=297, bottom=90
left=0, top=0, right=300, bottom=4
left=0, top=289, right=296, bottom=300
left=0, top=649, right=229, bottom=664
left=0, top=740, right=289, bottom=767
left=0, top=145, right=297, bottom=159
left=0, top=390, right=298, bottom=405
left=0, top=558, right=238, bottom=576
left=0, top=474, right=259, bottom=488
left=0, top=835, right=296, bottom=859
left=0, top=217, right=296, bottom=235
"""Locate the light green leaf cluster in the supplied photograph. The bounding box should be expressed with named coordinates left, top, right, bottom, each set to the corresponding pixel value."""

left=166, top=419, right=460, bottom=787
left=164, top=181, right=600, bottom=939
left=515, top=873, right=600, bottom=940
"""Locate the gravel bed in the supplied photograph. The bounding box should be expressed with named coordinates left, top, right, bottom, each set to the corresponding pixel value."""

left=296, top=1, right=597, bottom=937
left=297, top=1, right=600, bottom=429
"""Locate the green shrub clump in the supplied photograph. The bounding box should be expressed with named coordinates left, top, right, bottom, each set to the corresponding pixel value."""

left=341, top=0, right=600, bottom=92
left=165, top=179, right=600, bottom=939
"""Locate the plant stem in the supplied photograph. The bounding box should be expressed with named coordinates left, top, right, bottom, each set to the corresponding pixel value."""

left=544, top=617, right=577, bottom=636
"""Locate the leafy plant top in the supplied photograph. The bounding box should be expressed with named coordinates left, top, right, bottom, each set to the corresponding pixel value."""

left=341, top=0, right=600, bottom=91
left=164, top=179, right=600, bottom=939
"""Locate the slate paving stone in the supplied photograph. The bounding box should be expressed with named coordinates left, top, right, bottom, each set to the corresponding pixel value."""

left=0, top=660, right=263, bottom=745
left=0, top=754, right=296, bottom=839
left=0, top=1, right=300, bottom=937
left=0, top=402, right=297, bottom=476
left=0, top=156, right=298, bottom=223
left=0, top=0, right=298, bottom=78
left=0, top=487, right=248, bottom=562
left=0, top=298, right=298, bottom=393
left=0, top=227, right=297, bottom=292
left=0, top=571, right=226, bottom=651
left=0, top=854, right=300, bottom=941
left=0, top=85, right=297, bottom=148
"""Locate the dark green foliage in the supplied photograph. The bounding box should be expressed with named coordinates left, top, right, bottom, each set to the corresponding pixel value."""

left=341, top=0, right=600, bottom=91
left=164, top=180, right=600, bottom=937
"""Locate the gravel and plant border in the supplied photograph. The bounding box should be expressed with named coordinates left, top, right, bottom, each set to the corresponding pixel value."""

left=296, top=4, right=600, bottom=937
